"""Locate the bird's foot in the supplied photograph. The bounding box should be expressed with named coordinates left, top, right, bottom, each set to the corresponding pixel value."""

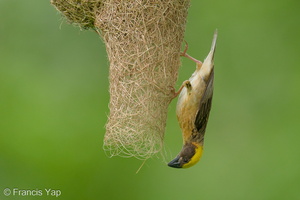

left=169, top=80, right=192, bottom=100
left=180, top=40, right=203, bottom=67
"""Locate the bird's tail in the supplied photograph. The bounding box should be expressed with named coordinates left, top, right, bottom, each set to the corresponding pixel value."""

left=210, top=29, right=218, bottom=54
left=200, top=29, right=218, bottom=80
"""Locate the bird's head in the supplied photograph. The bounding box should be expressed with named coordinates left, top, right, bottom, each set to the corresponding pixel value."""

left=168, top=142, right=203, bottom=168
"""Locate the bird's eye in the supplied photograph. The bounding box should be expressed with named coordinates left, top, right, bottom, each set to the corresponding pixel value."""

left=183, top=157, right=189, bottom=163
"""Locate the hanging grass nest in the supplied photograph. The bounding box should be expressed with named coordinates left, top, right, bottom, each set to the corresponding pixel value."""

left=51, top=0, right=190, bottom=160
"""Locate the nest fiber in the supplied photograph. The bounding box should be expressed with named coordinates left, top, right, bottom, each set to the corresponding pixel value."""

left=51, top=0, right=190, bottom=159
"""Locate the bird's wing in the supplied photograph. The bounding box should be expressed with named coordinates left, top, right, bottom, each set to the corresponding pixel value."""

left=194, top=30, right=217, bottom=134
left=194, top=71, right=214, bottom=134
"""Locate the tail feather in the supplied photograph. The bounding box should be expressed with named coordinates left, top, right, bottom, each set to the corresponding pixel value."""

left=200, top=29, right=218, bottom=81
left=210, top=29, right=218, bottom=54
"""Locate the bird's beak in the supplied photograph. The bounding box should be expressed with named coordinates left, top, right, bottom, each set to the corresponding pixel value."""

left=168, top=156, right=182, bottom=168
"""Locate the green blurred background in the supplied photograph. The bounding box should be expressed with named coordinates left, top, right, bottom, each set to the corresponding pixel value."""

left=1, top=0, right=300, bottom=199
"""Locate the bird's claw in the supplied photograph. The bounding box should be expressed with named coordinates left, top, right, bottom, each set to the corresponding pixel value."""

left=180, top=40, right=189, bottom=57
left=180, top=40, right=203, bottom=65
left=168, top=86, right=176, bottom=99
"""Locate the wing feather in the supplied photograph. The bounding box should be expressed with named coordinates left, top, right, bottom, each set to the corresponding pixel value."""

left=194, top=71, right=214, bottom=134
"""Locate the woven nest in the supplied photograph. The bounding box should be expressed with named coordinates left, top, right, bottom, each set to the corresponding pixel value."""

left=51, top=0, right=190, bottom=160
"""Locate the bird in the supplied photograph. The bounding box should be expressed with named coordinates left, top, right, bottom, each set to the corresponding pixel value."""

left=168, top=30, right=217, bottom=168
